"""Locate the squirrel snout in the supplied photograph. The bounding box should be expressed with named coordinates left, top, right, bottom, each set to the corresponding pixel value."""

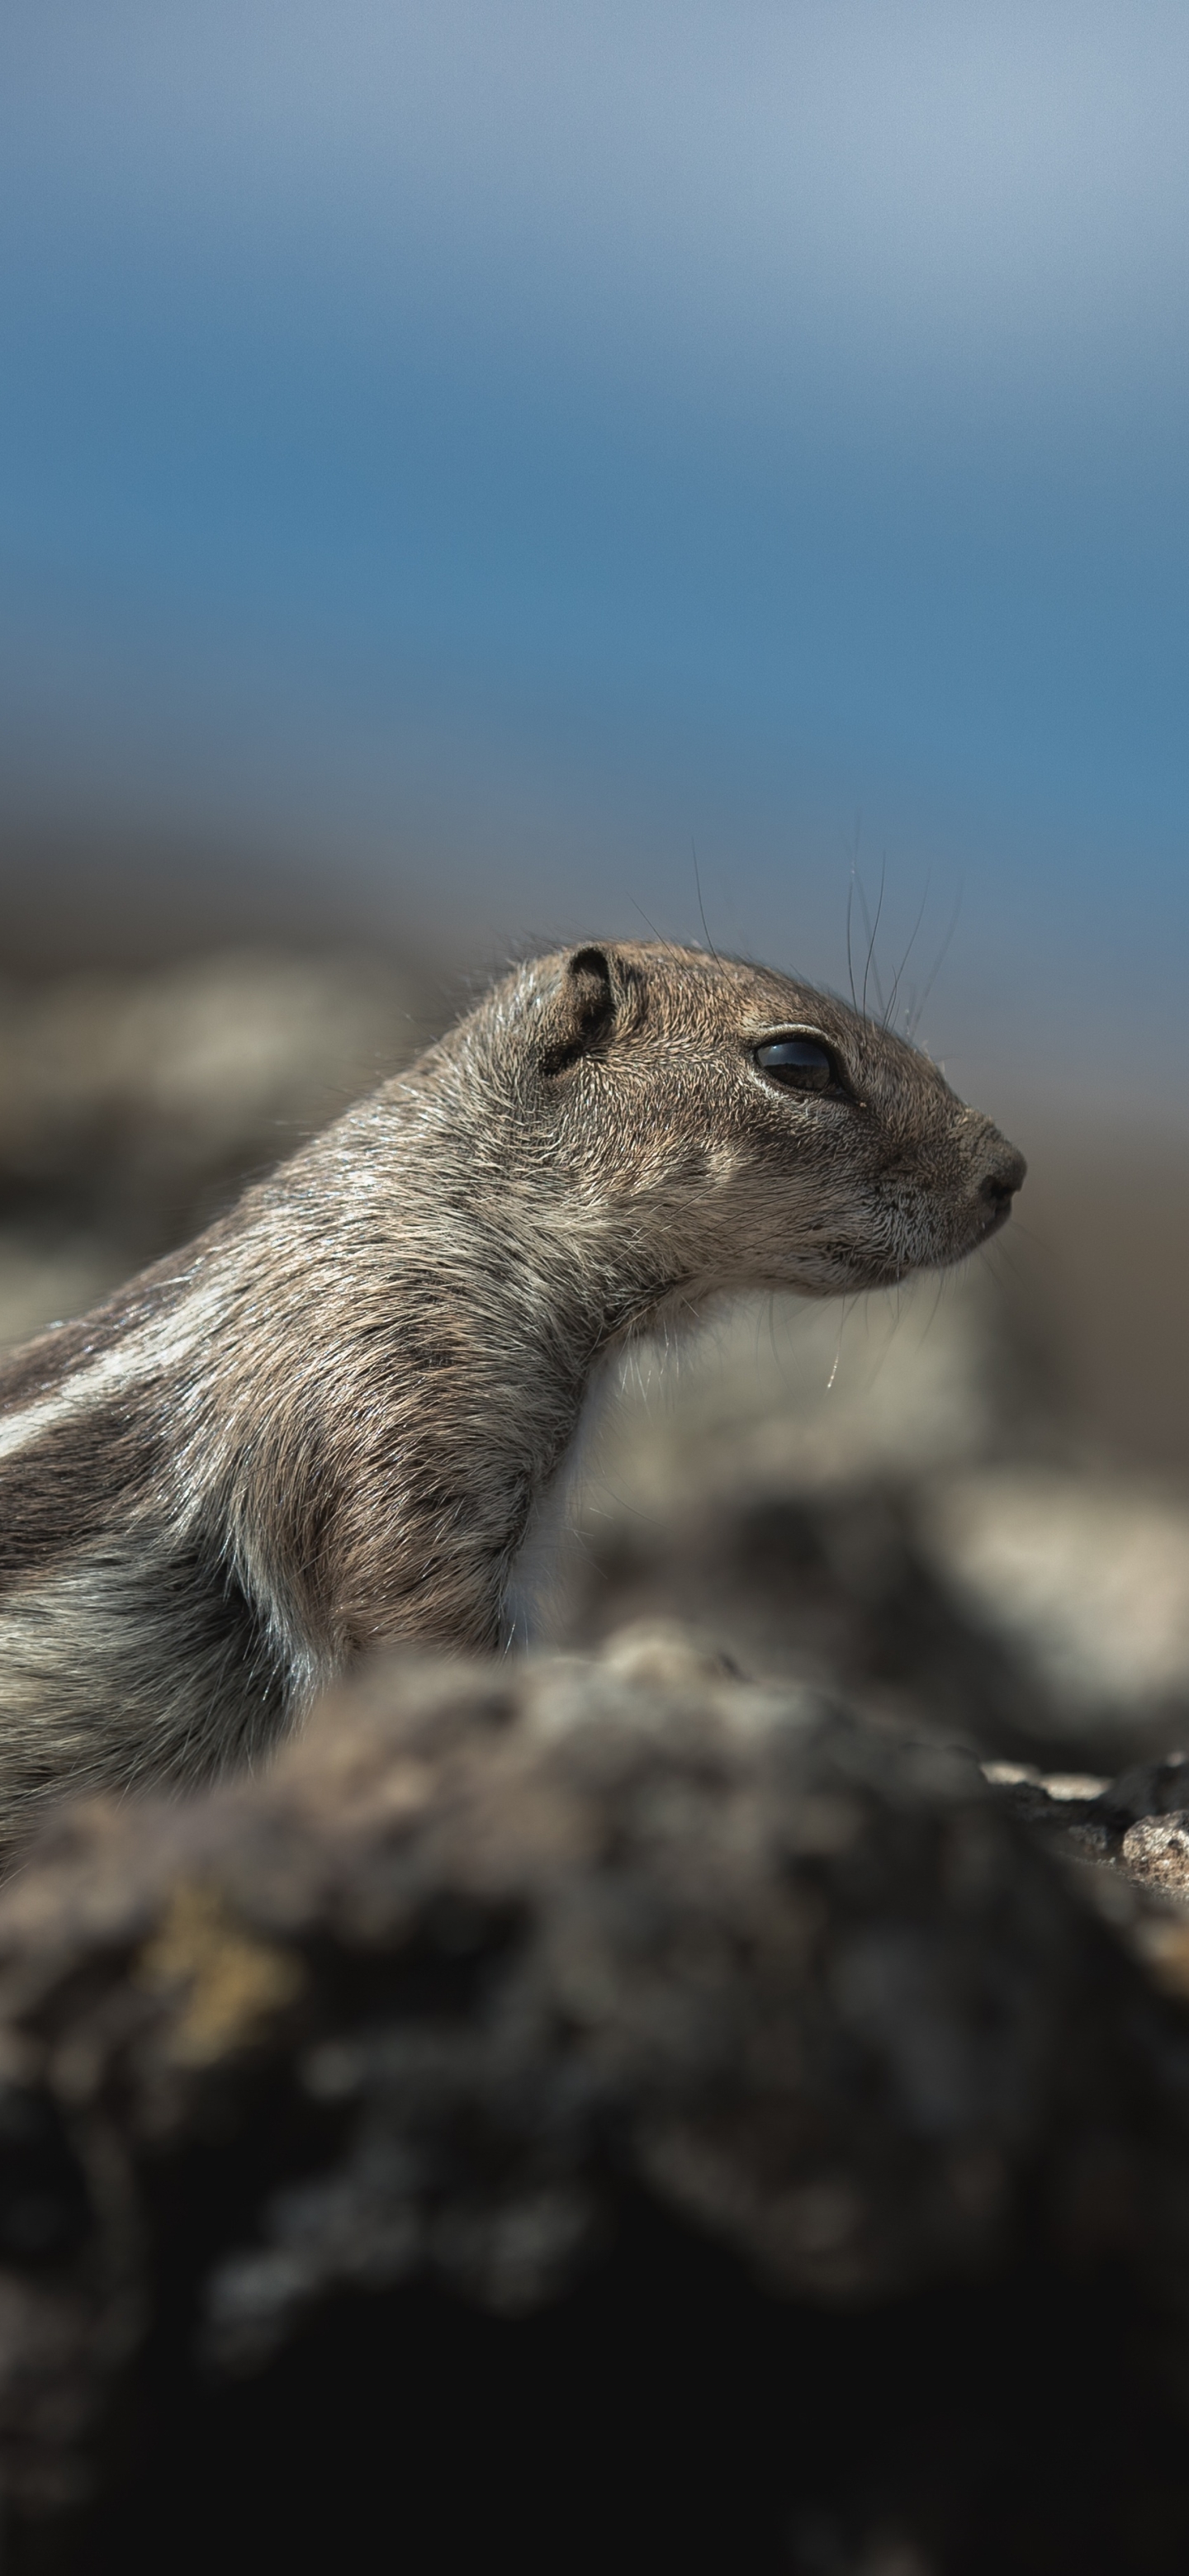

left=976, top=1139, right=1026, bottom=1224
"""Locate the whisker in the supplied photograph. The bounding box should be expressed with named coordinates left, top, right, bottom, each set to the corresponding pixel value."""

left=691, top=838, right=721, bottom=964
left=857, top=857, right=887, bottom=1021
left=845, top=811, right=866, bottom=1011
left=922, top=1268, right=949, bottom=1338
left=907, top=883, right=963, bottom=1040
left=883, top=869, right=932, bottom=1031
left=627, top=895, right=680, bottom=954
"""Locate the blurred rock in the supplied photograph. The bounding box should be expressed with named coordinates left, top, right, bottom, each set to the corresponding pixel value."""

left=572, top=1264, right=1055, bottom=1513
left=1100, top=1752, right=1189, bottom=1827
left=529, top=1272, right=1059, bottom=1716
left=0, top=947, right=439, bottom=1343
left=538, top=1277, right=1189, bottom=1770
left=0, top=1230, right=130, bottom=1355
left=913, top=1468, right=1189, bottom=1762
left=0, top=1636, right=1188, bottom=2565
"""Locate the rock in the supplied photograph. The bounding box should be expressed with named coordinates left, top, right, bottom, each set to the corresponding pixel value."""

left=0, top=948, right=438, bottom=1345
left=546, top=1262, right=1054, bottom=1556
left=980, top=1761, right=1113, bottom=1844
left=0, top=1636, right=1187, bottom=2564
left=975, top=1764, right=1189, bottom=2014
left=1120, top=1815, right=1189, bottom=1896
left=913, top=1468, right=1189, bottom=1764
left=530, top=1272, right=1067, bottom=1747
left=533, top=1285, right=1189, bottom=1772
left=1101, top=1753, right=1189, bottom=1827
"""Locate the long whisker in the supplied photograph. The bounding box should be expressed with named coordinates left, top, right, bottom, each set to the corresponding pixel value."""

left=691, top=838, right=721, bottom=964
left=846, top=864, right=859, bottom=1011
left=883, top=869, right=932, bottom=1030
left=628, top=895, right=675, bottom=949
left=858, top=856, right=887, bottom=1021
left=907, top=882, right=964, bottom=1040
left=980, top=1236, right=1027, bottom=1290
left=923, top=1268, right=949, bottom=1339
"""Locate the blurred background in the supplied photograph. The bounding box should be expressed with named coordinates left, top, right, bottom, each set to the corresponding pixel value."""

left=0, top=2, right=1186, bottom=1488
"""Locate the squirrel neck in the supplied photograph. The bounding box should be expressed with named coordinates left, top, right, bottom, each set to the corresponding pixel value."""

left=206, top=1105, right=672, bottom=1667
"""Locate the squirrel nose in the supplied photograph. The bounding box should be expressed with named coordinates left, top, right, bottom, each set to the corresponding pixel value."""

left=978, top=1143, right=1027, bottom=1212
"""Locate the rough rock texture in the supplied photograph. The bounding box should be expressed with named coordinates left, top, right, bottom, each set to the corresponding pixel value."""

left=1, top=1634, right=1189, bottom=2568
left=1118, top=1814, right=1189, bottom=1897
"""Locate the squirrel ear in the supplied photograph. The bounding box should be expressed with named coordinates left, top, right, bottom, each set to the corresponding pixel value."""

left=538, top=945, right=617, bottom=1074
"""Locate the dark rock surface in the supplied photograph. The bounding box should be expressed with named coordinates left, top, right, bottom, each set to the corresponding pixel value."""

left=2, top=1632, right=1189, bottom=2569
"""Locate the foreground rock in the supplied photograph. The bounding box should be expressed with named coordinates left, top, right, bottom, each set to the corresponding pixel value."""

left=2, top=1634, right=1189, bottom=2569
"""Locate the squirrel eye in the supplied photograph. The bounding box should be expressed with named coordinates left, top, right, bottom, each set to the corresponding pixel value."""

left=754, top=1035, right=839, bottom=1094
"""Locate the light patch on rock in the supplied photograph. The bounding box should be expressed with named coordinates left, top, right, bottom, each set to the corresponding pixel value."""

left=1120, top=1811, right=1189, bottom=1896
left=921, top=1470, right=1189, bottom=1740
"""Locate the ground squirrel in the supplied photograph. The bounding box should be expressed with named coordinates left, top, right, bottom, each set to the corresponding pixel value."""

left=0, top=940, right=1023, bottom=1842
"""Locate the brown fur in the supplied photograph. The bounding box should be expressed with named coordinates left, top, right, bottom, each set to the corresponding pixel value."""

left=0, top=942, right=1023, bottom=1845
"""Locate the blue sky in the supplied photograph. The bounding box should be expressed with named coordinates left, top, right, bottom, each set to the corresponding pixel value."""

left=1, top=2, right=1187, bottom=1107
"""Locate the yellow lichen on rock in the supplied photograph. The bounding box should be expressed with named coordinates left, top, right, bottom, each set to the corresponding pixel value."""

left=135, top=1882, right=303, bottom=2064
